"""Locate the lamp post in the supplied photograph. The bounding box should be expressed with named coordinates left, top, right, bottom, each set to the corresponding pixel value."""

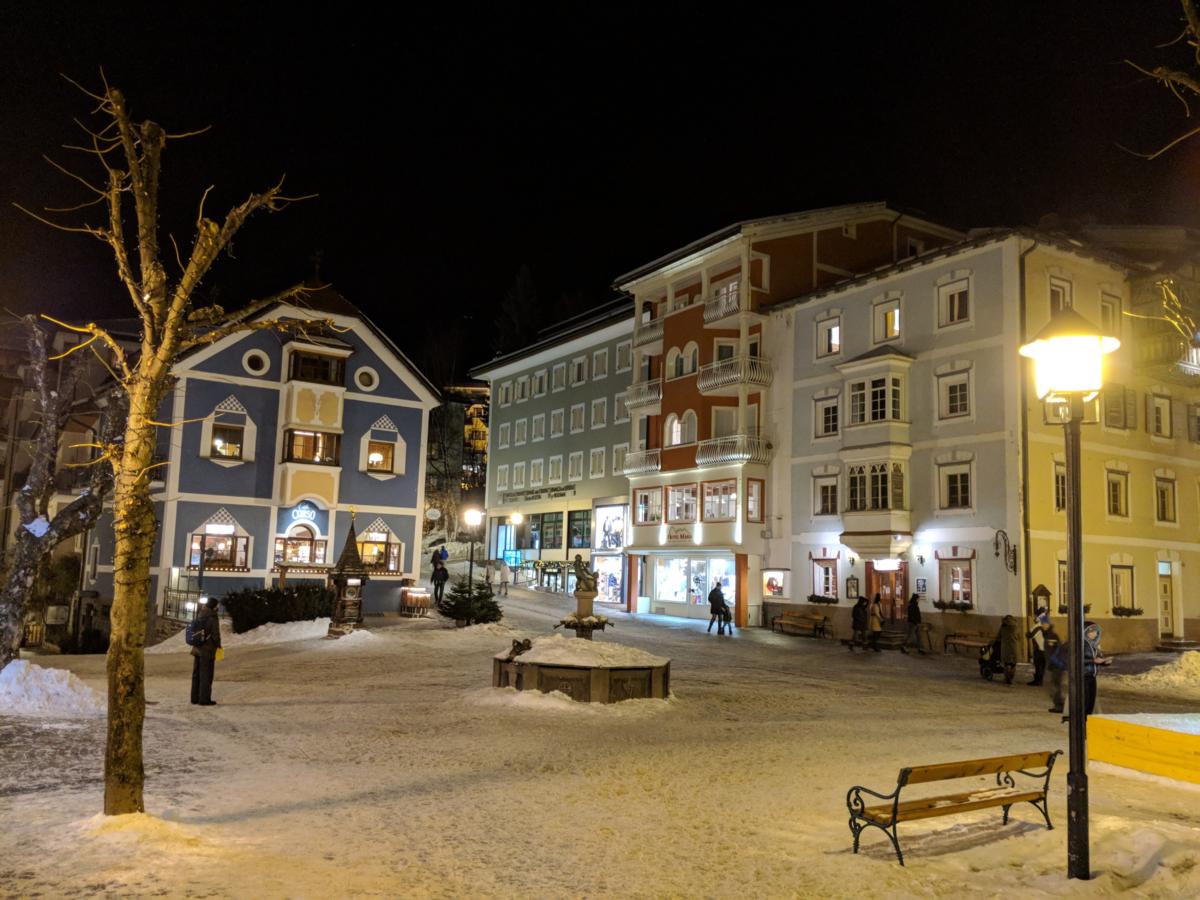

left=463, top=508, right=483, bottom=591
left=1019, top=308, right=1119, bottom=881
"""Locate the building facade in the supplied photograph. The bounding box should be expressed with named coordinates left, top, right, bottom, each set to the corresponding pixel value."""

left=472, top=300, right=634, bottom=605
left=81, top=288, right=440, bottom=620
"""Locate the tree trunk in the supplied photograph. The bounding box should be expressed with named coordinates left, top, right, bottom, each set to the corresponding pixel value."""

left=0, top=537, right=41, bottom=669
left=103, top=385, right=158, bottom=815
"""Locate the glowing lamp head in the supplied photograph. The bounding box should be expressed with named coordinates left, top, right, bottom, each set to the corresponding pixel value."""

left=510, top=512, right=524, bottom=525
left=463, top=508, right=483, bottom=528
left=1019, top=309, right=1119, bottom=401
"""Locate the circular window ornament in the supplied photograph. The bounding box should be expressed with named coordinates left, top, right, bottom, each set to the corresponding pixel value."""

left=355, top=366, right=379, bottom=392
left=242, top=349, right=270, bottom=376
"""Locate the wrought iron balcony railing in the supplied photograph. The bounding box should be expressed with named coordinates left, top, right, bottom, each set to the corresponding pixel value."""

left=633, top=319, right=664, bottom=348
left=703, top=286, right=742, bottom=324
left=621, top=448, right=662, bottom=475
left=697, top=356, right=774, bottom=393
left=695, top=434, right=773, bottom=467
left=624, top=378, right=662, bottom=409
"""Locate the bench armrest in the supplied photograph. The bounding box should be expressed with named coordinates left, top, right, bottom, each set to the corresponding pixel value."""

left=846, top=782, right=901, bottom=819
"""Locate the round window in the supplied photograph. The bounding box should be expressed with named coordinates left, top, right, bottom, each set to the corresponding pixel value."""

left=242, top=349, right=270, bottom=376
left=355, top=367, right=379, bottom=392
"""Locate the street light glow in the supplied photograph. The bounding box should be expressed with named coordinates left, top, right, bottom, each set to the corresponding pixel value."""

left=510, top=512, right=523, bottom=525
left=1018, top=309, right=1119, bottom=400
left=464, top=508, right=483, bottom=527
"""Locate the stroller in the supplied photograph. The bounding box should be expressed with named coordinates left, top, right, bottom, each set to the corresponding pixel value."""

left=979, top=639, right=1005, bottom=680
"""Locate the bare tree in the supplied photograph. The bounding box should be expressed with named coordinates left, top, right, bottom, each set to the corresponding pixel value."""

left=0, top=318, right=124, bottom=669
left=1126, top=0, right=1200, bottom=158
left=18, top=76, right=332, bottom=815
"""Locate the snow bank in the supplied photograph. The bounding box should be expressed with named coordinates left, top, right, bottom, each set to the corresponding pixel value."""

left=499, top=633, right=668, bottom=668
left=80, top=812, right=208, bottom=850
left=147, top=618, right=334, bottom=654
left=467, top=686, right=674, bottom=715
left=1098, top=713, right=1200, bottom=735
left=318, top=629, right=379, bottom=648
left=0, top=660, right=105, bottom=717
left=449, top=622, right=517, bottom=637
left=1092, top=761, right=1200, bottom=793
left=1113, top=651, right=1200, bottom=693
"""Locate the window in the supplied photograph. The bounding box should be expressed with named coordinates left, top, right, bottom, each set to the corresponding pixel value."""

left=593, top=348, right=609, bottom=379
left=816, top=316, right=842, bottom=358
left=712, top=406, right=737, bottom=439
left=512, top=462, right=525, bottom=489
left=1103, top=384, right=1137, bottom=429
left=354, top=367, right=379, bottom=392
left=568, top=510, right=591, bottom=548
left=498, top=382, right=513, bottom=406
left=568, top=451, right=584, bottom=482
left=548, top=455, right=563, bottom=484
left=367, top=440, right=394, bottom=472
left=530, top=458, right=544, bottom=487
left=497, top=423, right=510, bottom=449
left=747, top=479, right=764, bottom=523
left=571, top=356, right=587, bottom=386
left=274, top=525, right=325, bottom=567
left=1149, top=394, right=1172, bottom=437
left=938, top=279, right=971, bottom=327
left=540, top=512, right=563, bottom=549
left=533, top=370, right=548, bottom=397
left=873, top=298, right=901, bottom=343
left=713, top=278, right=740, bottom=309
left=614, top=393, right=630, bottom=424
left=570, top=403, right=585, bottom=434
left=1156, top=477, right=1177, bottom=522
left=1054, top=463, right=1066, bottom=512
left=531, top=414, right=545, bottom=442
left=635, top=487, right=663, bottom=525
left=515, top=376, right=530, bottom=403
left=551, top=364, right=566, bottom=392
left=496, top=465, right=509, bottom=491
left=211, top=424, right=244, bottom=459
left=589, top=447, right=606, bottom=478
left=905, top=236, right=926, bottom=258
left=615, top=341, right=632, bottom=373
left=1190, top=405, right=1200, bottom=443
left=288, top=351, right=345, bottom=385
left=665, top=411, right=697, bottom=446
left=613, top=443, right=629, bottom=475
left=849, top=377, right=902, bottom=423
left=1106, top=470, right=1128, bottom=517
left=715, top=341, right=736, bottom=362
left=357, top=529, right=402, bottom=572
left=1111, top=565, right=1135, bottom=610
left=864, top=462, right=903, bottom=510
left=1049, top=276, right=1072, bottom=313
left=667, top=484, right=698, bottom=523
left=938, top=371, right=971, bottom=419
left=513, top=419, right=528, bottom=445
left=815, top=397, right=839, bottom=437
left=1100, top=293, right=1121, bottom=335
left=191, top=533, right=250, bottom=569
left=940, top=559, right=973, bottom=605
left=550, top=409, right=565, bottom=438
left=940, top=463, right=972, bottom=509
left=284, top=430, right=340, bottom=466
left=813, top=559, right=837, bottom=598
left=591, top=397, right=607, bottom=429
left=814, top=475, right=838, bottom=516
left=703, top=480, right=737, bottom=521
left=847, top=466, right=867, bottom=511
left=1057, top=560, right=1069, bottom=608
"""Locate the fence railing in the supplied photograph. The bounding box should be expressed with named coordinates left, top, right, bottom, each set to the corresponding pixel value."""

left=621, top=447, right=662, bottom=475
left=625, top=378, right=663, bottom=408
left=703, top=286, right=742, bottom=323
left=633, top=319, right=664, bottom=347
left=697, top=355, right=774, bottom=392
left=695, top=434, right=773, bottom=467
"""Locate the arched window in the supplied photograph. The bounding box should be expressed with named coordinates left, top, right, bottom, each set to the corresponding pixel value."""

left=275, top=523, right=327, bottom=566
left=664, top=414, right=680, bottom=446
left=681, top=410, right=697, bottom=443
left=666, top=348, right=681, bottom=379
left=683, top=342, right=699, bottom=375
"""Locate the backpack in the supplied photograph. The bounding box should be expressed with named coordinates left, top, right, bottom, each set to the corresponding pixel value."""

left=1047, top=642, right=1068, bottom=671
left=185, top=619, right=209, bottom=647
left=440, top=547, right=449, bottom=561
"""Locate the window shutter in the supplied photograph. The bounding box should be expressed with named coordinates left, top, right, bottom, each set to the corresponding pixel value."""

left=1125, top=388, right=1137, bottom=430
left=1103, top=386, right=1121, bottom=427
left=1191, top=406, right=1200, bottom=443
left=1145, top=393, right=1153, bottom=433
left=1172, top=399, right=1185, bottom=439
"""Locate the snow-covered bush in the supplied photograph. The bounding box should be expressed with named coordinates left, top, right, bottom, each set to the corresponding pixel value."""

left=221, top=585, right=335, bottom=634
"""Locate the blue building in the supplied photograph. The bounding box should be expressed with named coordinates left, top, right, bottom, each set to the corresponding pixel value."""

left=81, top=287, right=439, bottom=619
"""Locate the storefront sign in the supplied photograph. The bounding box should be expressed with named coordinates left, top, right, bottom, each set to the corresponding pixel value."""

left=291, top=501, right=319, bottom=522
left=501, top=486, right=576, bottom=504
left=666, top=524, right=693, bottom=543
left=593, top=505, right=627, bottom=551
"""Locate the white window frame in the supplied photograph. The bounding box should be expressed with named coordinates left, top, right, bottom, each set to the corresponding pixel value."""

left=814, top=396, right=839, bottom=438
left=614, top=393, right=630, bottom=424
left=1150, top=394, right=1172, bottom=438
left=615, top=340, right=633, bottom=373
left=550, top=408, right=565, bottom=438
left=569, top=403, right=586, bottom=434
left=1156, top=476, right=1177, bottom=523
left=570, top=356, right=587, bottom=386
left=702, top=479, right=738, bottom=522
left=531, top=413, right=545, bottom=442
left=937, top=278, right=972, bottom=328
left=940, top=558, right=974, bottom=605
left=1049, top=276, right=1073, bottom=313
left=938, top=462, right=973, bottom=511
left=589, top=447, right=606, bottom=479
left=515, top=376, right=530, bottom=404
left=530, top=458, right=544, bottom=487
left=1100, top=292, right=1121, bottom=336
left=612, top=442, right=629, bottom=476
left=496, top=464, right=510, bottom=491
left=512, top=461, right=526, bottom=489
left=1106, top=468, right=1129, bottom=519
left=816, top=315, right=842, bottom=359
left=872, top=297, right=902, bottom=344
left=814, top=475, right=838, bottom=516
left=498, top=381, right=512, bottom=407
left=567, top=451, right=584, bottom=482
left=533, top=369, right=548, bottom=398
left=813, top=559, right=838, bottom=599
left=712, top=406, right=737, bottom=439
left=591, top=397, right=608, bottom=429
left=497, top=422, right=510, bottom=449
left=513, top=418, right=528, bottom=446
left=548, top=455, right=563, bottom=485
left=592, top=348, right=609, bottom=380
left=635, top=487, right=662, bottom=525
left=666, top=483, right=698, bottom=524
left=937, top=369, right=972, bottom=420
left=551, top=363, right=567, bottom=392
left=1110, top=564, right=1135, bottom=611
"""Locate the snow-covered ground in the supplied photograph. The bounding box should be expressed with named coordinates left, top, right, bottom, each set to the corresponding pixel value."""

left=2, top=589, right=1199, bottom=898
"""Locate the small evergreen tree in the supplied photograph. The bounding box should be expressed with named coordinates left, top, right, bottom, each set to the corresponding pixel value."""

left=435, top=576, right=503, bottom=625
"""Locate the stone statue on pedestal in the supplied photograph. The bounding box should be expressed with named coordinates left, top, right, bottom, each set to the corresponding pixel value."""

left=572, top=554, right=597, bottom=594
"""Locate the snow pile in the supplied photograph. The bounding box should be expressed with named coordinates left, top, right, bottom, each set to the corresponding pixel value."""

left=147, top=618, right=334, bottom=654
left=1097, top=713, right=1200, bottom=736
left=0, top=660, right=105, bottom=717
left=450, top=622, right=517, bottom=637
left=22, top=516, right=50, bottom=538
left=468, top=686, right=674, bottom=715
left=1113, top=651, right=1200, bottom=693
left=319, top=629, right=379, bottom=648
left=500, top=633, right=668, bottom=667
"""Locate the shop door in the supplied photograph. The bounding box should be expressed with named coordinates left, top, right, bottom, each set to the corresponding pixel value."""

left=1158, top=568, right=1175, bottom=637
left=867, top=563, right=908, bottom=622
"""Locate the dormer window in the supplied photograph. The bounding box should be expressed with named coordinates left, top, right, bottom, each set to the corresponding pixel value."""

left=289, top=351, right=345, bottom=385
left=211, top=424, right=244, bottom=460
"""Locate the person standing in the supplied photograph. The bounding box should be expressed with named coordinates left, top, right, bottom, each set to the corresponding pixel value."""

left=1026, top=611, right=1049, bottom=686
left=430, top=548, right=442, bottom=572
left=849, top=597, right=869, bottom=650
left=999, top=615, right=1019, bottom=684
left=498, top=560, right=511, bottom=597
left=190, top=596, right=222, bottom=706
left=901, top=593, right=923, bottom=654
left=868, top=594, right=884, bottom=652
left=431, top=560, right=449, bottom=603
left=707, top=580, right=731, bottom=635
left=1083, top=620, right=1111, bottom=717
left=1045, top=622, right=1066, bottom=713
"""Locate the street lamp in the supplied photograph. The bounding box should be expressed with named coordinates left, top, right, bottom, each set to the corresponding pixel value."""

left=463, top=508, right=483, bottom=590
left=1019, top=308, right=1119, bottom=881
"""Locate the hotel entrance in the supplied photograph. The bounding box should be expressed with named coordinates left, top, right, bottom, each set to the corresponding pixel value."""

left=866, top=560, right=908, bottom=622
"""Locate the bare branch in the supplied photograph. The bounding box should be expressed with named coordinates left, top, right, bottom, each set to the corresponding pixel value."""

left=48, top=333, right=100, bottom=360
left=43, top=196, right=107, bottom=213
left=59, top=71, right=107, bottom=103
left=40, top=314, right=133, bottom=382
left=1117, top=122, right=1200, bottom=159
left=42, top=154, right=107, bottom=195
left=164, top=125, right=212, bottom=140
left=12, top=202, right=106, bottom=237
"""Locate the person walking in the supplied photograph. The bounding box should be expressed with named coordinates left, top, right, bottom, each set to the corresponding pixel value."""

left=1045, top=622, right=1066, bottom=713
left=190, top=596, right=222, bottom=706
left=901, top=593, right=923, bottom=654
left=867, top=594, right=884, bottom=652
left=1026, top=610, right=1048, bottom=686
left=431, top=560, right=449, bottom=603
left=998, top=614, right=1020, bottom=684
left=849, top=597, right=869, bottom=650
left=707, top=580, right=731, bottom=635
left=430, top=548, right=442, bottom=572
left=498, top=560, right=511, bottom=597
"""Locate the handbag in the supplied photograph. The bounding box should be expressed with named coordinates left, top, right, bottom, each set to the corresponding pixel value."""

left=215, top=647, right=225, bottom=662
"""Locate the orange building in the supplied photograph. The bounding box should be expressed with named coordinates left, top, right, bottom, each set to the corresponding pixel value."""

left=617, top=203, right=959, bottom=626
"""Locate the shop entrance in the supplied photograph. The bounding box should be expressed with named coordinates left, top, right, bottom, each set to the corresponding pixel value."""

left=652, top=555, right=737, bottom=620
left=592, top=555, right=625, bottom=604
left=866, top=561, right=908, bottom=622
left=1158, top=562, right=1176, bottom=637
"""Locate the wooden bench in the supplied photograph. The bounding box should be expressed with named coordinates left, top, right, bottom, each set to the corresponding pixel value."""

left=846, top=750, right=1060, bottom=865
left=771, top=610, right=829, bottom=638
left=943, top=630, right=991, bottom=654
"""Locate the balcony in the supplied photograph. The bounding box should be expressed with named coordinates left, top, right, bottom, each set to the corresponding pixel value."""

left=839, top=509, right=912, bottom=558
left=695, top=433, right=773, bottom=467
left=633, top=319, right=664, bottom=353
left=621, top=448, right=661, bottom=476
left=703, top=286, right=742, bottom=326
left=624, top=378, right=662, bottom=413
left=1134, top=331, right=1200, bottom=380
left=697, top=356, right=774, bottom=395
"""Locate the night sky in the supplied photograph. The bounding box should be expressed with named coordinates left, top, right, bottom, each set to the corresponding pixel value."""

left=2, top=2, right=1199, bottom=380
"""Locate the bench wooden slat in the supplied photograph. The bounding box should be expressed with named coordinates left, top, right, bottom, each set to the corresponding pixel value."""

left=863, top=789, right=1043, bottom=825
left=903, top=751, right=1056, bottom=785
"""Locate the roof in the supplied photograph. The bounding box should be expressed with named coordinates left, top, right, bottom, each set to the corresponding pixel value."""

left=840, top=346, right=916, bottom=365
left=333, top=517, right=367, bottom=574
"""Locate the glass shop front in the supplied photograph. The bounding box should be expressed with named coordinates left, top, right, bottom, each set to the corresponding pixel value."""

left=650, top=554, right=737, bottom=621
left=591, top=503, right=628, bottom=605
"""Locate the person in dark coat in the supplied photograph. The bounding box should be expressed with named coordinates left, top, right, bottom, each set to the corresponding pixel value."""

left=998, top=615, right=1020, bottom=684
left=707, top=580, right=731, bottom=635
left=1083, top=620, right=1111, bottom=717
left=190, top=596, right=222, bottom=706
left=901, top=593, right=923, bottom=654
left=849, top=597, right=869, bottom=650
left=430, top=548, right=442, bottom=571
left=1045, top=623, right=1066, bottom=713
left=1026, top=610, right=1049, bottom=686
left=431, top=560, right=449, bottom=602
